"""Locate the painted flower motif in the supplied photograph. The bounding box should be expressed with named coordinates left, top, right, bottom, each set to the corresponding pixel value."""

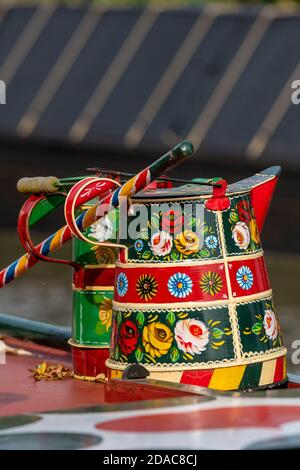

left=90, top=214, right=113, bottom=242
left=98, top=297, right=112, bottom=332
left=119, top=320, right=139, bottom=355
left=174, top=319, right=209, bottom=355
left=142, top=322, right=173, bottom=358
left=174, top=230, right=199, bottom=255
left=117, top=272, right=128, bottom=297
left=232, top=221, right=251, bottom=250
left=236, top=266, right=254, bottom=290
left=263, top=309, right=278, bottom=340
left=134, top=239, right=144, bottom=252
left=168, top=272, right=193, bottom=299
left=237, top=199, right=251, bottom=224
left=249, top=218, right=260, bottom=245
left=161, top=209, right=184, bottom=233
left=205, top=235, right=218, bottom=250
left=149, top=230, right=173, bottom=257
left=200, top=271, right=223, bottom=296
left=136, top=274, right=158, bottom=301
left=92, top=246, right=117, bottom=264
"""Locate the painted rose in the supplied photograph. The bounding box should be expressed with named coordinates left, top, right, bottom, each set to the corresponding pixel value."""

left=232, top=221, right=250, bottom=250
left=161, top=209, right=184, bottom=233
left=249, top=218, right=260, bottom=245
left=174, top=319, right=209, bottom=355
left=142, top=322, right=173, bottom=358
left=98, top=297, right=112, bottom=332
left=236, top=200, right=251, bottom=224
left=92, top=246, right=117, bottom=264
left=174, top=230, right=199, bottom=255
left=90, top=214, right=113, bottom=242
left=149, top=230, right=173, bottom=257
left=119, top=320, right=139, bottom=355
left=263, top=309, right=278, bottom=340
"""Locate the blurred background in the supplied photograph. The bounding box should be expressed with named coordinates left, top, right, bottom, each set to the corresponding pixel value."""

left=0, top=0, right=300, bottom=371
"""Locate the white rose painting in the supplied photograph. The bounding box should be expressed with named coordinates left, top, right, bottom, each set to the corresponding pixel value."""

left=149, top=230, right=173, bottom=257
left=90, top=215, right=113, bottom=242
left=174, top=319, right=209, bottom=355
left=263, top=309, right=278, bottom=341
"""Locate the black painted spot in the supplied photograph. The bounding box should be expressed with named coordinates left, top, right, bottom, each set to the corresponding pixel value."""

left=0, top=415, right=41, bottom=431
left=0, top=432, right=102, bottom=450
left=246, top=435, right=300, bottom=450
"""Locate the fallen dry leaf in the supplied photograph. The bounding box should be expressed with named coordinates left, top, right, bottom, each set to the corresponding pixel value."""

left=0, top=339, right=32, bottom=356
left=30, top=361, right=74, bottom=381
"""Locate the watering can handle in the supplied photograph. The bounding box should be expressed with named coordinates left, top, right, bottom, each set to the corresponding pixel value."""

left=17, top=193, right=81, bottom=272
left=64, top=177, right=126, bottom=252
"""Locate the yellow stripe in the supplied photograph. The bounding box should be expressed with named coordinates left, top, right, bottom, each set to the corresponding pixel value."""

left=209, top=364, right=246, bottom=390
left=283, top=357, right=287, bottom=379
left=16, top=254, right=30, bottom=274
left=50, top=228, right=65, bottom=251
left=110, top=369, right=123, bottom=379
left=259, top=358, right=276, bottom=386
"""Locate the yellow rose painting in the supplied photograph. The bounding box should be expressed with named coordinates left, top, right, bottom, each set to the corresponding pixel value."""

left=142, top=322, right=173, bottom=358
left=174, top=230, right=199, bottom=255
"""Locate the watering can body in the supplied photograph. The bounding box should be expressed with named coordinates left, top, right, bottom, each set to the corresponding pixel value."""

left=70, top=201, right=119, bottom=380
left=106, top=167, right=287, bottom=391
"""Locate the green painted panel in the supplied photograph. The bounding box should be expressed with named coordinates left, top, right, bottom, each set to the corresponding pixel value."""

left=72, top=289, right=113, bottom=346
left=109, top=305, right=235, bottom=366
left=222, top=194, right=262, bottom=256
left=237, top=296, right=283, bottom=355
left=126, top=202, right=222, bottom=262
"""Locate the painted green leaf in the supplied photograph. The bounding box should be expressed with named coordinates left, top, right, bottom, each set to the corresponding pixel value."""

left=140, top=228, right=149, bottom=240
left=117, top=311, right=123, bottom=325
left=136, top=311, right=145, bottom=327
left=142, top=250, right=152, bottom=260
left=166, top=311, right=176, bottom=326
left=252, top=322, right=263, bottom=335
left=212, top=327, right=224, bottom=340
left=229, top=210, right=239, bottom=224
left=114, top=345, right=119, bottom=361
left=200, top=248, right=210, bottom=258
left=150, top=216, right=159, bottom=229
left=171, top=251, right=180, bottom=261
left=170, top=347, right=180, bottom=363
left=135, top=347, right=143, bottom=363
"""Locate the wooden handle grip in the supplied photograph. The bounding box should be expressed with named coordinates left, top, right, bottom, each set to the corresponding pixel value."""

left=17, top=176, right=60, bottom=194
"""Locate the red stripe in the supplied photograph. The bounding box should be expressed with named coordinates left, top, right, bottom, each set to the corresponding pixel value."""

left=0, top=269, right=6, bottom=287
left=180, top=369, right=214, bottom=387
left=115, top=254, right=270, bottom=304
left=73, top=266, right=115, bottom=289
left=273, top=356, right=285, bottom=383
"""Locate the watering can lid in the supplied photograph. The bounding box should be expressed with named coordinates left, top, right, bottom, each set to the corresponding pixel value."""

left=133, top=167, right=281, bottom=200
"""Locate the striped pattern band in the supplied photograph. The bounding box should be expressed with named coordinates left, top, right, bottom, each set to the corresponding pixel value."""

left=108, top=355, right=287, bottom=391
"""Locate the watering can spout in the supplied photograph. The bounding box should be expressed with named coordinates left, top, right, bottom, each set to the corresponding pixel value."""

left=250, top=166, right=281, bottom=233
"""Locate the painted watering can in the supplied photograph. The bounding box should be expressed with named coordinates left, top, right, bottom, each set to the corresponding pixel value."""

left=13, top=142, right=193, bottom=380
left=102, top=165, right=286, bottom=391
